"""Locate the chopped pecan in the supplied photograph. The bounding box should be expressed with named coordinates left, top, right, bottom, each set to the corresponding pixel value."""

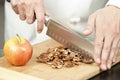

left=51, top=57, right=64, bottom=69
left=37, top=53, right=50, bottom=63
left=64, top=61, right=74, bottom=68
left=37, top=46, right=94, bottom=69
left=82, top=57, right=94, bottom=64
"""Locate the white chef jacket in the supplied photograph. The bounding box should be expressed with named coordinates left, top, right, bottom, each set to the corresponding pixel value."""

left=107, top=0, right=120, bottom=8
left=4, top=0, right=120, bottom=44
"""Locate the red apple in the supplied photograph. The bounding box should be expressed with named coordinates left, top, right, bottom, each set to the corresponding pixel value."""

left=3, top=35, right=33, bottom=66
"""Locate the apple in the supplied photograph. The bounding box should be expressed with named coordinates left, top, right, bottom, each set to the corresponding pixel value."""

left=3, top=34, right=33, bottom=66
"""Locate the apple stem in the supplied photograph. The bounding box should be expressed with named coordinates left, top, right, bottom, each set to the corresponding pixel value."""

left=16, top=34, right=21, bottom=44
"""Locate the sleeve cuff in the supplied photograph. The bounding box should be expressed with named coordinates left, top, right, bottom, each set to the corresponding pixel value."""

left=106, top=0, right=120, bottom=8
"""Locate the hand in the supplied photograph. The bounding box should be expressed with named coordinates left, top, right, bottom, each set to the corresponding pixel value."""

left=10, top=0, right=45, bottom=33
left=83, top=6, right=120, bottom=70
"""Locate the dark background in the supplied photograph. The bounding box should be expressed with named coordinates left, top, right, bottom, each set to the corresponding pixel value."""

left=90, top=63, right=120, bottom=80
left=0, top=0, right=4, bottom=49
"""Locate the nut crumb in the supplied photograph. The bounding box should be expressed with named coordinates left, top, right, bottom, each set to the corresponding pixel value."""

left=37, top=46, right=94, bottom=69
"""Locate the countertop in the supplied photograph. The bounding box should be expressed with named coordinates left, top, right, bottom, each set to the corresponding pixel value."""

left=0, top=39, right=120, bottom=80
left=90, top=62, right=120, bottom=80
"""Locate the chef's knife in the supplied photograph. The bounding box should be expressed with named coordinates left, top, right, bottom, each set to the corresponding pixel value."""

left=6, top=0, right=94, bottom=57
left=45, top=17, right=94, bottom=57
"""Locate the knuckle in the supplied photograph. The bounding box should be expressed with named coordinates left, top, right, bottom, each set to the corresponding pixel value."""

left=25, top=1, right=31, bottom=5
left=29, top=20, right=34, bottom=24
left=26, top=19, right=32, bottom=24
left=109, top=31, right=120, bottom=38
left=17, top=1, right=21, bottom=5
left=34, top=0, right=41, bottom=5
left=26, top=18, right=34, bottom=24
left=107, top=34, right=114, bottom=39
left=27, top=15, right=31, bottom=18
left=38, top=12, right=45, bottom=16
left=37, top=16, right=45, bottom=22
left=37, top=19, right=44, bottom=23
left=102, top=58, right=107, bottom=63
left=19, top=14, right=26, bottom=19
left=21, top=0, right=31, bottom=5
left=20, top=16, right=25, bottom=20
left=113, top=32, right=120, bottom=37
left=102, top=51, right=109, bottom=61
left=27, top=21, right=32, bottom=24
left=11, top=0, right=17, bottom=6
left=19, top=0, right=25, bottom=5
left=111, top=47, right=116, bottom=51
left=107, top=59, right=112, bottom=65
left=109, top=57, right=112, bottom=61
left=109, top=54, right=114, bottom=61
left=103, top=46, right=110, bottom=52
left=11, top=2, right=17, bottom=7
left=95, top=42, right=103, bottom=48
left=26, top=13, right=33, bottom=18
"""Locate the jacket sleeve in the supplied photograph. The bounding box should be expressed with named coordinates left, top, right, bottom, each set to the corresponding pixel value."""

left=106, top=0, right=120, bottom=8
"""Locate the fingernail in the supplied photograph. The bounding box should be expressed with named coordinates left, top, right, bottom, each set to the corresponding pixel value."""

left=84, top=29, right=91, bottom=33
left=107, top=64, right=111, bottom=69
left=83, top=29, right=91, bottom=35
left=113, top=59, right=116, bottom=62
left=95, top=58, right=100, bottom=64
left=28, top=20, right=32, bottom=23
left=101, top=64, right=107, bottom=71
left=20, top=16, right=26, bottom=21
left=37, top=27, right=42, bottom=33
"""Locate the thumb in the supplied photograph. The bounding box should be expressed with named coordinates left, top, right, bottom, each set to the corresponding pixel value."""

left=83, top=12, right=97, bottom=36
left=83, top=25, right=93, bottom=36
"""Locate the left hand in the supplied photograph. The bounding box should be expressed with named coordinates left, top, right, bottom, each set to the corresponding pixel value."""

left=83, top=6, right=120, bottom=70
left=10, top=0, right=45, bottom=33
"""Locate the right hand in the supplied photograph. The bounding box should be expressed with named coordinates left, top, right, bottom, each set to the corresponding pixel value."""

left=10, top=0, right=45, bottom=33
left=83, top=6, right=120, bottom=70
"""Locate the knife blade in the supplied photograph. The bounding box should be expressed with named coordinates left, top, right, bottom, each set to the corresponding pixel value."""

left=45, top=18, right=94, bottom=57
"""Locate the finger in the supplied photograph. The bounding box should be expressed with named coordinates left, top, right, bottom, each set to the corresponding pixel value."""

left=34, top=3, right=45, bottom=33
left=100, top=36, right=113, bottom=70
left=26, top=4, right=35, bottom=24
left=83, top=15, right=95, bottom=36
left=113, top=40, right=120, bottom=62
left=18, top=2, right=26, bottom=20
left=94, top=34, right=104, bottom=64
left=36, top=14, right=45, bottom=33
left=11, top=0, right=19, bottom=14
left=107, top=38, right=119, bottom=69
left=83, top=12, right=97, bottom=36
left=113, top=17, right=120, bottom=62
left=44, top=10, right=48, bottom=16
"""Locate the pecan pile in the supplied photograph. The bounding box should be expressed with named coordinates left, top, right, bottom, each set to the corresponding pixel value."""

left=37, top=47, right=94, bottom=69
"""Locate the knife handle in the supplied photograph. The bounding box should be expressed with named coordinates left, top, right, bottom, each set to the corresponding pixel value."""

left=44, top=16, right=50, bottom=27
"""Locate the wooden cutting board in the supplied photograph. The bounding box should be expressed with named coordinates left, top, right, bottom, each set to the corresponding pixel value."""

left=0, top=39, right=120, bottom=80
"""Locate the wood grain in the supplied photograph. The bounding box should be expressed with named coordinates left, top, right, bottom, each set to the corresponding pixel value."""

left=0, top=39, right=120, bottom=80
left=0, top=67, right=43, bottom=80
